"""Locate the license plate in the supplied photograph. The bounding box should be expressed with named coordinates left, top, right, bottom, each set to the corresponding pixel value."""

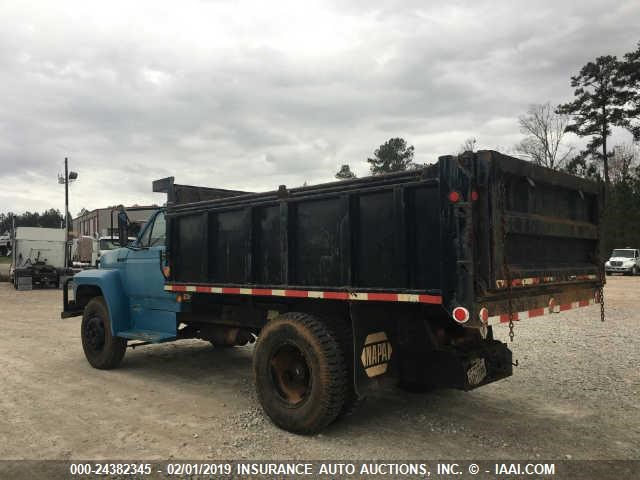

left=467, top=358, right=487, bottom=386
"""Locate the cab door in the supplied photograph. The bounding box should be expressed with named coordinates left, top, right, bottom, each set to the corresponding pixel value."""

left=123, top=210, right=178, bottom=335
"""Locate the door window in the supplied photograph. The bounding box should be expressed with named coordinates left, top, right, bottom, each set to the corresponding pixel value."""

left=148, top=212, right=166, bottom=247
left=138, top=221, right=152, bottom=247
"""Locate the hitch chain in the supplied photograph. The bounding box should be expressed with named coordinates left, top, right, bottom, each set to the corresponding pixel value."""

left=599, top=284, right=605, bottom=323
left=500, top=183, right=515, bottom=342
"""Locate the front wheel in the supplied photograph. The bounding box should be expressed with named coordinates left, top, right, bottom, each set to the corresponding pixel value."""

left=253, top=312, right=347, bottom=434
left=81, top=297, right=127, bottom=369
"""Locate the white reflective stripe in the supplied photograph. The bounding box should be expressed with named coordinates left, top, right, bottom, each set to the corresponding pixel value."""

left=308, top=291, right=324, bottom=298
left=211, top=287, right=223, bottom=293
left=398, top=293, right=420, bottom=302
left=239, top=288, right=252, bottom=295
left=185, top=286, right=196, bottom=292
left=271, top=289, right=286, bottom=296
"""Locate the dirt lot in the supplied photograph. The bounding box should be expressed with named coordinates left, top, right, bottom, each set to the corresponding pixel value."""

left=0, top=277, right=638, bottom=461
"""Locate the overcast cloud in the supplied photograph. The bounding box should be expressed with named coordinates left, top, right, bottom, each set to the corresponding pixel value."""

left=0, top=0, right=638, bottom=215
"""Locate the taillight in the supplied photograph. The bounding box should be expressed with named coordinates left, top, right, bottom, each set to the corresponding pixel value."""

left=448, top=191, right=461, bottom=203
left=471, top=190, right=479, bottom=201
left=452, top=306, right=470, bottom=323
left=479, top=307, right=489, bottom=323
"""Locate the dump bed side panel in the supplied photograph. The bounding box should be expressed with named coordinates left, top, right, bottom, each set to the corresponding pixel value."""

left=166, top=171, right=443, bottom=296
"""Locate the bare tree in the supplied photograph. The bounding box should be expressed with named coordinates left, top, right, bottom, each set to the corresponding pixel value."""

left=609, top=144, right=637, bottom=184
left=458, top=137, right=477, bottom=154
left=514, top=102, right=574, bottom=170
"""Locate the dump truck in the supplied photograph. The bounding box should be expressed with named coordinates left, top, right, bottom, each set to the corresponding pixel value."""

left=62, top=151, right=605, bottom=433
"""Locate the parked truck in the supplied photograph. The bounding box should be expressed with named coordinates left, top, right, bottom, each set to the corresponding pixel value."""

left=62, top=151, right=605, bottom=433
left=92, top=235, right=137, bottom=267
left=12, top=227, right=66, bottom=289
left=0, top=232, right=11, bottom=256
left=604, top=248, right=640, bottom=275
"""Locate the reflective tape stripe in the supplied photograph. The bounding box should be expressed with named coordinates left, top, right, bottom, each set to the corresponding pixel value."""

left=488, top=298, right=596, bottom=325
left=164, top=284, right=442, bottom=304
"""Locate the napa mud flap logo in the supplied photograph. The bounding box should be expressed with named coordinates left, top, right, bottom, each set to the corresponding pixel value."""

left=360, top=332, right=393, bottom=378
left=467, top=358, right=487, bottom=386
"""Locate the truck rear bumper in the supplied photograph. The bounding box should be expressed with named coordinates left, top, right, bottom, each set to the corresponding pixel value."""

left=398, top=340, right=513, bottom=391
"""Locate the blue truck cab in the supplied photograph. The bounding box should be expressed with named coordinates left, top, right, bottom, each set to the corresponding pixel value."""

left=62, top=209, right=181, bottom=367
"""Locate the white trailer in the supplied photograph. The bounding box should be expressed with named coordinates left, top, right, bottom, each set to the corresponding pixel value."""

left=11, top=227, right=66, bottom=289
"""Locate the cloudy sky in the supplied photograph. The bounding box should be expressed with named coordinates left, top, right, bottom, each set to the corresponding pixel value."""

left=0, top=0, right=638, bottom=215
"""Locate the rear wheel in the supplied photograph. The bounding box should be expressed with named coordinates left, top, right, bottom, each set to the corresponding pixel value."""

left=253, top=312, right=347, bottom=434
left=81, top=297, right=127, bottom=369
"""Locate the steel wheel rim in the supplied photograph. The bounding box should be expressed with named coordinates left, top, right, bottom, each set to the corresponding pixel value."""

left=269, top=343, right=312, bottom=406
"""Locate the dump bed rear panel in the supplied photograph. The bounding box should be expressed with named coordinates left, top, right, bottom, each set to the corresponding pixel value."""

left=475, top=151, right=604, bottom=322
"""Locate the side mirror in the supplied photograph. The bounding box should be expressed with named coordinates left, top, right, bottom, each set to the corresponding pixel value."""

left=117, top=210, right=129, bottom=247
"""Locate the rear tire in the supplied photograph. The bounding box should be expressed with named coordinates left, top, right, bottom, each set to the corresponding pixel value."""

left=321, top=315, right=364, bottom=418
left=253, top=312, right=347, bottom=434
left=81, top=297, right=127, bottom=369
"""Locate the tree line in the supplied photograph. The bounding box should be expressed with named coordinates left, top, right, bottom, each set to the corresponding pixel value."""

left=0, top=209, right=65, bottom=235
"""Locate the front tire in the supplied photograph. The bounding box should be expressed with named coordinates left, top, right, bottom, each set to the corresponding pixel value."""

left=81, top=297, right=127, bottom=369
left=253, top=312, right=347, bottom=434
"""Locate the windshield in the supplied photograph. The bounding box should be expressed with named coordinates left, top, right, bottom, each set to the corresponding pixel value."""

left=611, top=249, right=635, bottom=258
left=99, top=239, right=119, bottom=250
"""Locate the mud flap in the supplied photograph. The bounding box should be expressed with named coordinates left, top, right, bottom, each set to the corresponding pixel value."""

left=350, top=303, right=401, bottom=397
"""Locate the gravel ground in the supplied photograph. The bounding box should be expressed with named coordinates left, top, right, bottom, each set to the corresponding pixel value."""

left=0, top=278, right=638, bottom=461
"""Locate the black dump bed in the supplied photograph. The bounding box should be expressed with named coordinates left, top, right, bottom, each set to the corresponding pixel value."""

left=164, top=150, right=604, bottom=327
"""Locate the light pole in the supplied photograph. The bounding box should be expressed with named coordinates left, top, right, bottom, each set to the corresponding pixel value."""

left=58, top=158, right=78, bottom=269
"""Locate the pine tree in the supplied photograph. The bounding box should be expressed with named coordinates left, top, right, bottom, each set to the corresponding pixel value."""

left=335, top=164, right=356, bottom=180
left=619, top=41, right=640, bottom=141
left=557, top=55, right=630, bottom=190
left=367, top=138, right=414, bottom=175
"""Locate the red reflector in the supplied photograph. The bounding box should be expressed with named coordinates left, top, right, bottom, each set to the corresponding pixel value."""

left=452, top=306, right=469, bottom=323
left=471, top=190, right=479, bottom=201
left=479, top=307, right=489, bottom=323
left=448, top=191, right=461, bottom=203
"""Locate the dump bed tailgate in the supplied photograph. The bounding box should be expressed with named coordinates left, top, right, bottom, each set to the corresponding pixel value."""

left=475, top=151, right=604, bottom=323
